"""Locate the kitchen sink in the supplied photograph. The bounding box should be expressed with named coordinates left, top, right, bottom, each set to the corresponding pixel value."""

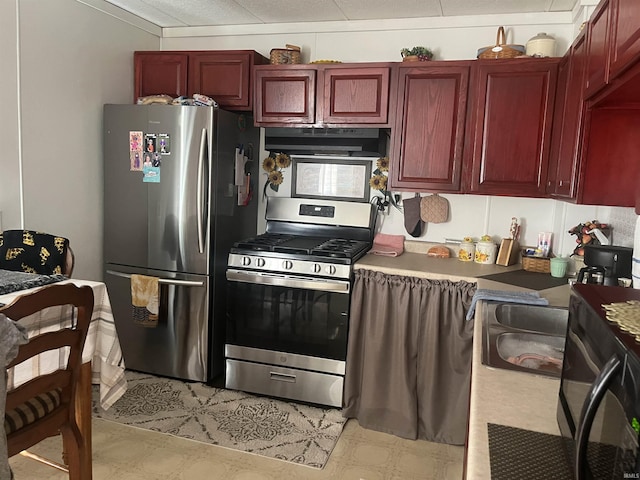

left=481, top=302, right=568, bottom=377
left=494, top=303, right=568, bottom=335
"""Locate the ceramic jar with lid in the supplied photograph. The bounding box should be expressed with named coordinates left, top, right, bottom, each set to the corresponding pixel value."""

left=526, top=32, right=556, bottom=57
left=475, top=236, right=497, bottom=264
left=458, top=237, right=475, bottom=262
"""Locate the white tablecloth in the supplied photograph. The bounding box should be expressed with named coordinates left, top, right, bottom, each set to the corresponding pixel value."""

left=0, top=279, right=126, bottom=410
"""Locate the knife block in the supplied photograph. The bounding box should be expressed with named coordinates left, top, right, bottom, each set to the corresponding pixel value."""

left=496, top=239, right=520, bottom=266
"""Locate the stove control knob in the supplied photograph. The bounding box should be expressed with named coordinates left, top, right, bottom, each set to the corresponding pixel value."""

left=283, top=260, right=294, bottom=270
left=313, top=264, right=322, bottom=273
left=256, top=258, right=266, bottom=268
left=241, top=256, right=251, bottom=266
left=326, top=265, right=337, bottom=275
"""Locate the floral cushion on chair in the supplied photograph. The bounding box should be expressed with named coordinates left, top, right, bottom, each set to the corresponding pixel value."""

left=0, top=230, right=69, bottom=275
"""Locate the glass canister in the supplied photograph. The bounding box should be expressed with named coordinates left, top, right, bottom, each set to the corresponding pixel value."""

left=475, top=236, right=497, bottom=264
left=458, top=237, right=475, bottom=262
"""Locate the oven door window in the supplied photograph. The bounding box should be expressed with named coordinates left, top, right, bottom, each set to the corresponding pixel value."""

left=226, top=278, right=350, bottom=361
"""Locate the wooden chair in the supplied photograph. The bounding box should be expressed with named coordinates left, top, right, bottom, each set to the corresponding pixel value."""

left=2, top=283, right=94, bottom=479
left=0, top=230, right=75, bottom=277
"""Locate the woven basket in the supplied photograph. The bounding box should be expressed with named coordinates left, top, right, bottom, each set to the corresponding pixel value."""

left=478, top=27, right=525, bottom=59
left=522, top=254, right=552, bottom=273
left=270, top=45, right=301, bottom=65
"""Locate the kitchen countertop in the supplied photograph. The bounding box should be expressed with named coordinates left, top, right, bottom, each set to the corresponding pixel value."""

left=354, top=250, right=523, bottom=282
left=354, top=244, right=571, bottom=479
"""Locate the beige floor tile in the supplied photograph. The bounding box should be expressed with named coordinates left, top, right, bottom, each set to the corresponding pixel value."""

left=9, top=417, right=464, bottom=480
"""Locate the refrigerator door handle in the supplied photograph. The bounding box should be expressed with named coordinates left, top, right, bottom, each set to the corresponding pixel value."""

left=106, top=269, right=206, bottom=287
left=196, top=127, right=207, bottom=254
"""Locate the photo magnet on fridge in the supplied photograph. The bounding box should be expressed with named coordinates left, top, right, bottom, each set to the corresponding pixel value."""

left=130, top=131, right=142, bottom=151
left=145, top=134, right=156, bottom=153
left=158, top=134, right=170, bottom=155
left=130, top=131, right=143, bottom=171
left=143, top=165, right=160, bottom=183
left=130, top=151, right=143, bottom=171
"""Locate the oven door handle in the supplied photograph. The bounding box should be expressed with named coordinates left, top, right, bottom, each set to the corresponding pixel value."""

left=575, top=353, right=623, bottom=480
left=226, top=269, right=350, bottom=293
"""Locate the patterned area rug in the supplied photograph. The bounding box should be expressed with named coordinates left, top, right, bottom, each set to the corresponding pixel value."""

left=92, top=371, right=347, bottom=469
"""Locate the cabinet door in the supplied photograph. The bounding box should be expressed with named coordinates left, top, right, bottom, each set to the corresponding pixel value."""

left=585, top=0, right=612, bottom=99
left=253, top=67, right=316, bottom=126
left=322, top=66, right=390, bottom=125
left=580, top=108, right=640, bottom=207
left=389, top=63, right=470, bottom=192
left=468, top=59, right=558, bottom=197
left=609, top=0, right=640, bottom=80
left=188, top=51, right=258, bottom=110
left=549, top=31, right=588, bottom=199
left=546, top=56, right=569, bottom=196
left=134, top=52, right=189, bottom=102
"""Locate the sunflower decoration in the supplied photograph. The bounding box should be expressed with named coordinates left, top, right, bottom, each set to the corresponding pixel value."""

left=262, top=152, right=290, bottom=197
left=370, top=156, right=401, bottom=212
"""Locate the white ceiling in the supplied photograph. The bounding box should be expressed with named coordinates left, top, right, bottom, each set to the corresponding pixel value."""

left=101, top=0, right=580, bottom=28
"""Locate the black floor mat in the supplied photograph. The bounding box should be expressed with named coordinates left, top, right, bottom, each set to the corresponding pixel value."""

left=480, top=270, right=569, bottom=290
left=487, top=423, right=572, bottom=479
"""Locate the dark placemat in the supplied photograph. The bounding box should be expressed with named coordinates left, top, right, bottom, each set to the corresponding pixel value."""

left=0, top=269, right=65, bottom=296
left=488, top=423, right=572, bottom=479
left=480, top=269, right=568, bottom=290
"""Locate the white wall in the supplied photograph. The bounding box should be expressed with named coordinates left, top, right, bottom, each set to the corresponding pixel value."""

left=0, top=0, right=22, bottom=231
left=162, top=14, right=575, bottom=62
left=0, top=0, right=160, bottom=280
left=162, top=6, right=636, bottom=262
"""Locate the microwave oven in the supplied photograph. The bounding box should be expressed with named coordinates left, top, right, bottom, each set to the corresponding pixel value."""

left=557, top=283, right=640, bottom=479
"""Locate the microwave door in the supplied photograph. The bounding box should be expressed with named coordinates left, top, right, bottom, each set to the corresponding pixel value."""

left=574, top=354, right=624, bottom=480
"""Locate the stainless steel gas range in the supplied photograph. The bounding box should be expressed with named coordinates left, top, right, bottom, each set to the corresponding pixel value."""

left=225, top=197, right=377, bottom=407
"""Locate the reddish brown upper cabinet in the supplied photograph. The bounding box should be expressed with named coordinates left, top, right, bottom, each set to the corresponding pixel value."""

left=547, top=30, right=588, bottom=200
left=187, top=51, right=267, bottom=110
left=609, top=0, right=640, bottom=80
left=585, top=0, right=612, bottom=99
left=578, top=108, right=640, bottom=207
left=134, top=52, right=189, bottom=100
left=253, top=63, right=393, bottom=127
left=322, top=66, right=390, bottom=125
left=467, top=59, right=559, bottom=197
left=389, top=62, right=471, bottom=192
left=134, top=50, right=268, bottom=111
left=253, top=66, right=317, bottom=125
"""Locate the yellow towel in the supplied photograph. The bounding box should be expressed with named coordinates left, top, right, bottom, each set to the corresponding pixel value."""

left=131, top=274, right=159, bottom=327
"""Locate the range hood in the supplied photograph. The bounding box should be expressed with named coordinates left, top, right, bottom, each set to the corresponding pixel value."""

left=264, top=127, right=386, bottom=156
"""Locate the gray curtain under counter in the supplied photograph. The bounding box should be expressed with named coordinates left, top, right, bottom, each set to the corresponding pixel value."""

left=343, top=269, right=476, bottom=445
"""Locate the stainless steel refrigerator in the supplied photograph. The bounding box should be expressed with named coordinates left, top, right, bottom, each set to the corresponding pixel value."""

left=103, top=104, right=258, bottom=383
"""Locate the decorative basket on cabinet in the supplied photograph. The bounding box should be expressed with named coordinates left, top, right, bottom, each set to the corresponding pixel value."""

left=270, top=44, right=301, bottom=64
left=477, top=26, right=525, bottom=59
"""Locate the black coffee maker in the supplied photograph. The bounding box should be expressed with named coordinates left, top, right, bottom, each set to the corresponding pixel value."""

left=577, top=244, right=633, bottom=286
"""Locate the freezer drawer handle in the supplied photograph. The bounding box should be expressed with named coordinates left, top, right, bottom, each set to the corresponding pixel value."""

left=106, top=270, right=205, bottom=287
left=270, top=372, right=296, bottom=383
